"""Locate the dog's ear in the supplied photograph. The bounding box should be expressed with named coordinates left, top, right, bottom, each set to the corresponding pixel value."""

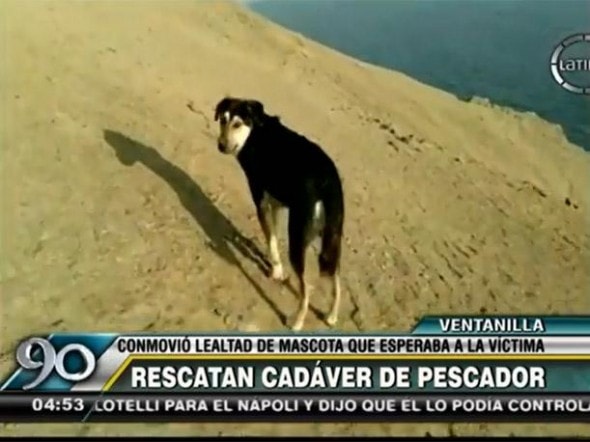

left=214, top=97, right=231, bottom=122
left=246, top=100, right=265, bottom=125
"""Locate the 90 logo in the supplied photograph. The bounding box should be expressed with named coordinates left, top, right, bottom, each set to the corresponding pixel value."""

left=16, top=338, right=97, bottom=390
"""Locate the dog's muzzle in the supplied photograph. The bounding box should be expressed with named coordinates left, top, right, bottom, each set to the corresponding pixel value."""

left=217, top=141, right=230, bottom=154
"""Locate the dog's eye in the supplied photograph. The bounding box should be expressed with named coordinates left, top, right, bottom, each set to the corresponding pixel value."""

left=232, top=121, right=242, bottom=129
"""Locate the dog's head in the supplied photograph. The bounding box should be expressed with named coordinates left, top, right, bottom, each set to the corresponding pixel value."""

left=214, top=97, right=265, bottom=155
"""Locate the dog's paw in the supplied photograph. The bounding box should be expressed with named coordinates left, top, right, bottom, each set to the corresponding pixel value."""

left=290, top=321, right=304, bottom=332
left=325, top=312, right=338, bottom=327
left=270, top=264, right=287, bottom=282
left=289, top=316, right=304, bottom=332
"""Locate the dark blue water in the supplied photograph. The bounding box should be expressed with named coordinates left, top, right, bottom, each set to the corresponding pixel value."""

left=247, top=0, right=590, bottom=151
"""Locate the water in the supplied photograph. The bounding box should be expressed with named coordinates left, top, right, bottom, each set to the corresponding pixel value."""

left=247, top=0, right=590, bottom=151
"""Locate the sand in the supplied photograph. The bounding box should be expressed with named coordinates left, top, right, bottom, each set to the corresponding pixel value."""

left=1, top=0, right=589, bottom=437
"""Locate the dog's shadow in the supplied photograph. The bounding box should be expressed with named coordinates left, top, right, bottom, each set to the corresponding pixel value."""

left=103, top=129, right=322, bottom=327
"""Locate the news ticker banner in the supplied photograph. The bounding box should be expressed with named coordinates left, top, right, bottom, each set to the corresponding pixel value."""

left=1, top=315, right=590, bottom=422
left=1, top=393, right=589, bottom=423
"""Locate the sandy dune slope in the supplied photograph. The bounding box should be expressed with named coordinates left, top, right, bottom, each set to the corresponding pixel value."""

left=1, top=0, right=589, bottom=437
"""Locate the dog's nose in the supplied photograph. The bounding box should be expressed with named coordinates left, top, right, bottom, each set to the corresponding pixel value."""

left=217, top=141, right=226, bottom=153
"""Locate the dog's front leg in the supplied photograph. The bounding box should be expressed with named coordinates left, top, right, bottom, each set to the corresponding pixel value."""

left=258, top=194, right=286, bottom=282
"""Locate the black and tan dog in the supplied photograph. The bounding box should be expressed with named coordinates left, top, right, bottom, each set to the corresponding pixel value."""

left=214, top=97, right=345, bottom=331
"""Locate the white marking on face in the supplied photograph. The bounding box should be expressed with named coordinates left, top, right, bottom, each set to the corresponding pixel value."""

left=217, top=114, right=252, bottom=155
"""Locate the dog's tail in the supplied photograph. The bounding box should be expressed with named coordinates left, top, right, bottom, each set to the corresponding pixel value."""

left=318, top=181, right=344, bottom=277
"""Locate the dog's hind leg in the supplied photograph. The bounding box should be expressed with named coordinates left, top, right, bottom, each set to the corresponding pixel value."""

left=318, top=192, right=344, bottom=327
left=326, top=271, right=341, bottom=327
left=259, top=193, right=286, bottom=281
left=287, top=204, right=316, bottom=331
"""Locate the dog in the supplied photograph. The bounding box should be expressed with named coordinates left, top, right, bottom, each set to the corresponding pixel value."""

left=214, top=97, right=345, bottom=331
